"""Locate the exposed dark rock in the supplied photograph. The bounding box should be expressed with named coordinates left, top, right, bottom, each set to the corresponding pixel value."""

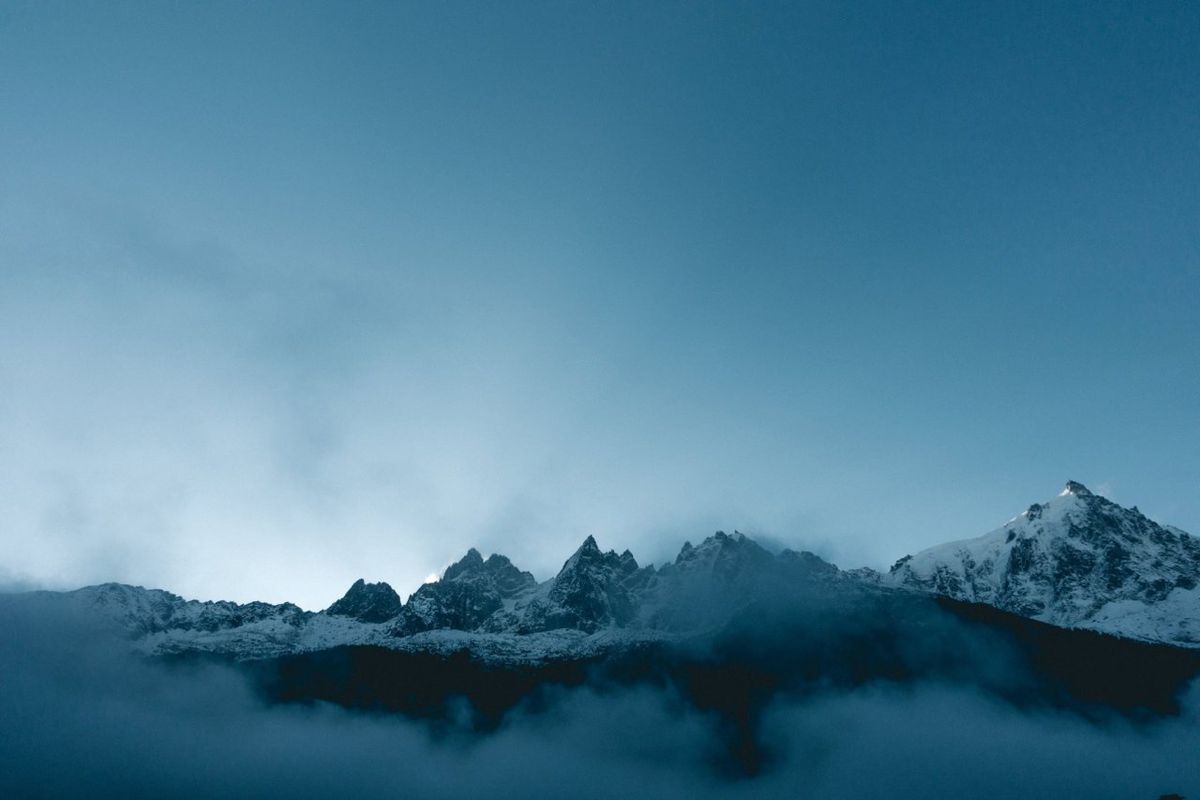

left=392, top=548, right=537, bottom=636
left=326, top=579, right=403, bottom=623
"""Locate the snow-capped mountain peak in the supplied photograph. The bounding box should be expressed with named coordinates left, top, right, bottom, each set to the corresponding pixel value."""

left=1059, top=479, right=1093, bottom=497
left=888, top=482, right=1200, bottom=647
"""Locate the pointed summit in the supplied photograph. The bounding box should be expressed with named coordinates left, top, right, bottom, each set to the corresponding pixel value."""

left=888, top=482, right=1200, bottom=647
left=520, top=535, right=639, bottom=633
left=671, top=530, right=772, bottom=575
left=394, top=548, right=535, bottom=636
left=482, top=553, right=537, bottom=596
left=443, top=548, right=485, bottom=581
left=556, top=535, right=602, bottom=575
left=1060, top=480, right=1093, bottom=497
left=326, top=579, right=403, bottom=623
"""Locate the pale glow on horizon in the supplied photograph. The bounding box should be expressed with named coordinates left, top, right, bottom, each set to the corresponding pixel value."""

left=0, top=1, right=1196, bottom=610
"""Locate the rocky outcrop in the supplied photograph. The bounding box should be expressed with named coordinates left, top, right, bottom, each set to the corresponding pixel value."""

left=392, top=549, right=537, bottom=636
left=517, top=536, right=643, bottom=633
left=325, top=579, right=403, bottom=623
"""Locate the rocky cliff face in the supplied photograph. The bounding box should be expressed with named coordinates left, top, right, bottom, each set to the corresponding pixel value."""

left=887, top=481, right=1200, bottom=647
left=516, top=536, right=642, bottom=633
left=392, top=549, right=537, bottom=635
left=325, top=579, right=403, bottom=623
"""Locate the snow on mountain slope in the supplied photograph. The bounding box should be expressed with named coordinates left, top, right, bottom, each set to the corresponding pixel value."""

left=886, top=481, right=1200, bottom=647
left=516, top=535, right=644, bottom=633
left=392, top=548, right=538, bottom=636
left=33, top=532, right=850, bottom=663
left=23, top=485, right=1200, bottom=665
left=58, top=582, right=308, bottom=637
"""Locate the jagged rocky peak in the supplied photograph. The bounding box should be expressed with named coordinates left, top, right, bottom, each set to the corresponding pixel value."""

left=437, top=548, right=536, bottom=593
left=887, top=481, right=1200, bottom=648
left=686, top=530, right=756, bottom=552
left=391, top=546, right=536, bottom=636
left=637, top=531, right=849, bottom=632
left=667, top=530, right=773, bottom=578
left=326, top=578, right=403, bottom=623
left=482, top=553, right=538, bottom=595
left=64, top=582, right=308, bottom=641
left=443, top=548, right=485, bottom=581
left=778, top=548, right=841, bottom=579
left=560, top=534, right=601, bottom=567
left=551, top=535, right=642, bottom=581
left=669, top=530, right=833, bottom=575
left=519, top=535, right=640, bottom=633
left=1060, top=480, right=1093, bottom=497
left=648, top=532, right=777, bottom=623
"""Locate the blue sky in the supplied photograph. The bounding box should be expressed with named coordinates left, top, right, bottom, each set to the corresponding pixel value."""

left=1, top=1, right=1197, bottom=607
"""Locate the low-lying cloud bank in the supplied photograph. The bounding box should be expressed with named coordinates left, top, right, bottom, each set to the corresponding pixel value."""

left=0, top=598, right=1197, bottom=799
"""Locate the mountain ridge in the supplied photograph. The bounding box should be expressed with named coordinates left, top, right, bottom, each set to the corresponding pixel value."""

left=23, top=482, right=1200, bottom=660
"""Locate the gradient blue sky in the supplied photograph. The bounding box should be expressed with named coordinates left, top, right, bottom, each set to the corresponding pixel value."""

left=1, top=1, right=1197, bottom=608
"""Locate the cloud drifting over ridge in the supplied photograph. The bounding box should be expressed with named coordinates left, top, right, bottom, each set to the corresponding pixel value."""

left=1, top=598, right=1197, bottom=799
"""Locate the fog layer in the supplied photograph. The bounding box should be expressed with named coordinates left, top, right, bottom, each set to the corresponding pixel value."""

left=1, top=597, right=1196, bottom=799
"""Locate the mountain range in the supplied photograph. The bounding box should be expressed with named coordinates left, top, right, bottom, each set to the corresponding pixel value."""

left=33, top=481, right=1199, bottom=663
left=11, top=477, right=1200, bottom=779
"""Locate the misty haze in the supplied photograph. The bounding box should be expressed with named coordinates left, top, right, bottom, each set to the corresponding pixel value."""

left=2, top=2, right=1198, bottom=799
